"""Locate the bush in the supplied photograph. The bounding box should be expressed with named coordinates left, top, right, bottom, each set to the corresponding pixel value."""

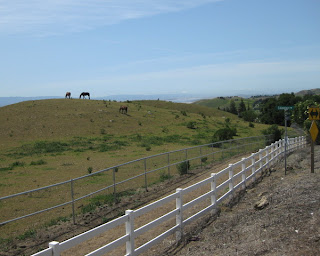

left=201, top=157, right=208, bottom=163
left=30, top=159, right=47, bottom=165
left=212, top=126, right=237, bottom=142
left=186, top=121, right=197, bottom=129
left=177, top=161, right=190, bottom=175
left=262, top=124, right=284, bottom=143
left=181, top=110, right=187, bottom=116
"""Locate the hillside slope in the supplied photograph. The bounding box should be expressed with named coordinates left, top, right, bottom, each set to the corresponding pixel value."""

left=172, top=146, right=320, bottom=256
left=0, top=99, right=270, bottom=193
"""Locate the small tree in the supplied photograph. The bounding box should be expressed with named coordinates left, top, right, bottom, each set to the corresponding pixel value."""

left=262, top=125, right=284, bottom=143
left=177, top=161, right=190, bottom=175
left=229, top=100, right=237, bottom=115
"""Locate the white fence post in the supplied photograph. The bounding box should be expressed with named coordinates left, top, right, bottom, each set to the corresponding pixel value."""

left=265, top=146, right=269, bottom=169
left=251, top=153, right=256, bottom=182
left=49, top=241, right=61, bottom=256
left=228, top=164, right=234, bottom=198
left=125, top=210, right=135, bottom=256
left=176, top=188, right=183, bottom=241
left=259, top=149, right=263, bottom=171
left=210, top=173, right=216, bottom=209
left=241, top=158, right=246, bottom=189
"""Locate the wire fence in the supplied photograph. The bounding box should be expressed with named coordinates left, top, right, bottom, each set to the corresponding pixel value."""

left=0, top=135, right=272, bottom=234
left=31, top=136, right=306, bottom=256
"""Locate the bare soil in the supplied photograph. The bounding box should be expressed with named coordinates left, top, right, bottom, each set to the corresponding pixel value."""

left=167, top=145, right=320, bottom=256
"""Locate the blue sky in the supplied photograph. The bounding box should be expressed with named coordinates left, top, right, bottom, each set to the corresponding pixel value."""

left=1, top=0, right=320, bottom=98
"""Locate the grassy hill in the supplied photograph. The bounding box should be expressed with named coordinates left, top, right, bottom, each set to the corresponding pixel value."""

left=0, top=98, right=271, bottom=195
left=0, top=98, right=297, bottom=247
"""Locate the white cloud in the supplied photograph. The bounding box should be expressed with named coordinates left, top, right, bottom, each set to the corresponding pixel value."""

left=0, top=0, right=222, bottom=35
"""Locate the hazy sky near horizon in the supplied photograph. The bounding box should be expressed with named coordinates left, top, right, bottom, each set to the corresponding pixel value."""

left=1, top=0, right=320, bottom=98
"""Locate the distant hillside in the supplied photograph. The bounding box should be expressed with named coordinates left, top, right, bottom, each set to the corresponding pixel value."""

left=193, top=88, right=320, bottom=111
left=193, top=96, right=256, bottom=111
left=295, top=88, right=320, bottom=97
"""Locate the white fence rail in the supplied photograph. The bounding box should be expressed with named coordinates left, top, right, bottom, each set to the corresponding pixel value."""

left=32, top=136, right=306, bottom=256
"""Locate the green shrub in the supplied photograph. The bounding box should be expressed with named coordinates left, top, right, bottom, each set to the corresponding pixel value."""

left=201, top=157, right=208, bottom=163
left=30, top=159, right=47, bottom=165
left=88, top=167, right=93, bottom=174
left=10, top=161, right=25, bottom=168
left=17, top=229, right=36, bottom=240
left=181, top=110, right=187, bottom=116
left=177, top=161, right=190, bottom=175
left=186, top=121, right=197, bottom=129
left=212, top=126, right=237, bottom=142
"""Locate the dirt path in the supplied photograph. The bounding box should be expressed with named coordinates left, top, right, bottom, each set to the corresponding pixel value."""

left=169, top=146, right=320, bottom=256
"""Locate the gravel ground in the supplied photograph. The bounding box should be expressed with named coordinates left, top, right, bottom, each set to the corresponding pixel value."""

left=168, top=145, right=320, bottom=256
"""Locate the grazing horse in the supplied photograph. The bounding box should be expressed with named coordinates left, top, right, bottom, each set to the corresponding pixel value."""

left=119, top=105, right=128, bottom=114
left=65, top=92, right=71, bottom=99
left=80, top=92, right=90, bottom=99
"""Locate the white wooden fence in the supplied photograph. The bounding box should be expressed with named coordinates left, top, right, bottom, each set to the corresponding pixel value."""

left=32, top=136, right=306, bottom=256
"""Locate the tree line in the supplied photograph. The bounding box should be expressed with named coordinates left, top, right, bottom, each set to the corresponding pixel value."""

left=222, top=93, right=320, bottom=143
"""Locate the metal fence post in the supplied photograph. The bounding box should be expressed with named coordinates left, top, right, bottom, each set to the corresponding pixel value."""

left=200, top=146, right=202, bottom=168
left=125, top=210, right=135, bottom=256
left=185, top=149, right=188, bottom=173
left=70, top=179, right=76, bottom=225
left=144, top=159, right=148, bottom=192
left=167, top=152, right=170, bottom=176
left=176, top=188, right=183, bottom=241
left=113, top=167, right=117, bottom=202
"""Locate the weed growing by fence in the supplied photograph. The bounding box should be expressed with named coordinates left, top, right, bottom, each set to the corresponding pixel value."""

left=44, top=216, right=69, bottom=228
left=177, top=160, right=190, bottom=175
left=16, top=229, right=36, bottom=241
left=159, top=171, right=173, bottom=182
left=81, top=190, right=136, bottom=214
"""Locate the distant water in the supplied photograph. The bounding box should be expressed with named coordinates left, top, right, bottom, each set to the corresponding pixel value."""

left=0, top=94, right=210, bottom=107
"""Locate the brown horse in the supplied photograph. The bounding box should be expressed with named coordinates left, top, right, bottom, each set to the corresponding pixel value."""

left=65, top=92, right=71, bottom=99
left=119, top=105, right=128, bottom=114
left=80, top=92, right=90, bottom=99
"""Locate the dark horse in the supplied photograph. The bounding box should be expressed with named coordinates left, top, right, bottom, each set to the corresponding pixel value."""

left=79, top=92, right=90, bottom=99
left=119, top=105, right=128, bottom=114
left=65, top=92, right=71, bottom=99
